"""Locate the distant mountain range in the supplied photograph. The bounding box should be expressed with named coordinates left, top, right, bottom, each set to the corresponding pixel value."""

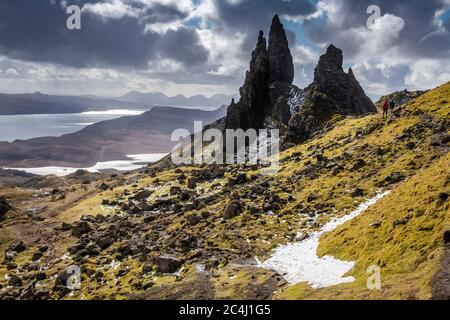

left=116, top=91, right=236, bottom=109
left=0, top=91, right=235, bottom=115
left=0, top=106, right=227, bottom=167
left=0, top=92, right=149, bottom=115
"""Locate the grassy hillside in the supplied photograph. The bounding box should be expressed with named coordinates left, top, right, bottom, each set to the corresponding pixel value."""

left=0, top=82, right=448, bottom=300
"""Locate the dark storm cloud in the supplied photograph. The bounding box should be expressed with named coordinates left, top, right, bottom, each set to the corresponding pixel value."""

left=305, top=0, right=450, bottom=59
left=0, top=0, right=208, bottom=69
left=159, top=27, right=209, bottom=67
left=211, top=0, right=315, bottom=52
left=140, top=2, right=189, bottom=24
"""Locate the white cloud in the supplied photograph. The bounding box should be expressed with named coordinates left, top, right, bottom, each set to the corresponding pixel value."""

left=82, top=0, right=140, bottom=20
left=6, top=68, right=19, bottom=76
left=405, top=59, right=450, bottom=90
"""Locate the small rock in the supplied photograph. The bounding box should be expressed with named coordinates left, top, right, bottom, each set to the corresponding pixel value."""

left=223, top=202, right=241, bottom=219
left=31, top=251, right=43, bottom=261
left=438, top=192, right=449, bottom=204
left=133, top=190, right=152, bottom=200
left=36, top=272, right=47, bottom=281
left=444, top=229, right=450, bottom=244
left=187, top=178, right=197, bottom=189
left=393, top=217, right=409, bottom=228
left=9, top=274, right=22, bottom=287
left=307, top=193, right=318, bottom=203
left=142, top=281, right=155, bottom=290
left=98, top=183, right=110, bottom=191
left=351, top=188, right=365, bottom=198
left=71, top=221, right=91, bottom=237
left=61, top=222, right=72, bottom=231
left=170, top=186, right=182, bottom=195
left=8, top=240, right=26, bottom=253
left=153, top=255, right=183, bottom=273
left=0, top=196, right=12, bottom=218
left=352, top=159, right=366, bottom=170
left=385, top=172, right=405, bottom=184
left=369, top=221, right=382, bottom=228
left=98, top=236, right=114, bottom=250
left=141, top=262, right=153, bottom=274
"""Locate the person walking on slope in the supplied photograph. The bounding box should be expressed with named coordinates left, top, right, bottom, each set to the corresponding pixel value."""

left=382, top=100, right=389, bottom=119
left=389, top=100, right=396, bottom=114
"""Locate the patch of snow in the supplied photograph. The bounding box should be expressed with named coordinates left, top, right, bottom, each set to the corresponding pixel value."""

left=288, top=86, right=306, bottom=115
left=259, top=190, right=391, bottom=288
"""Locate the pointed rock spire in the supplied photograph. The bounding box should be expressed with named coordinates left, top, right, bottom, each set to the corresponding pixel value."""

left=315, top=44, right=343, bottom=79
left=225, top=30, right=270, bottom=130
left=268, top=14, right=294, bottom=84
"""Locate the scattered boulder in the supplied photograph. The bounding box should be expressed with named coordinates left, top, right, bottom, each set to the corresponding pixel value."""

left=307, top=193, right=318, bottom=203
left=153, top=255, right=183, bottom=274
left=98, top=236, right=115, bottom=250
left=0, top=196, right=12, bottom=218
left=8, top=240, right=26, bottom=253
left=187, top=178, right=197, bottom=189
left=438, top=192, right=449, bottom=204
left=351, top=188, right=365, bottom=198
left=444, top=229, right=450, bottom=244
left=369, top=221, right=382, bottom=229
left=31, top=251, right=43, bottom=261
left=170, top=186, right=182, bottom=195
left=352, top=159, right=366, bottom=171
left=8, top=274, right=22, bottom=287
left=223, top=202, right=241, bottom=219
left=393, top=217, right=409, bottom=228
left=71, top=221, right=91, bottom=237
left=98, top=183, right=110, bottom=191
left=133, top=190, right=152, bottom=200
left=385, top=172, right=405, bottom=184
left=430, top=133, right=450, bottom=146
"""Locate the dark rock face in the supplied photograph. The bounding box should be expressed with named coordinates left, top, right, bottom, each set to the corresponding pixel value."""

left=225, top=15, right=294, bottom=131
left=268, top=15, right=294, bottom=85
left=0, top=196, right=11, bottom=218
left=226, top=31, right=270, bottom=130
left=312, top=45, right=375, bottom=115
left=286, top=45, right=376, bottom=143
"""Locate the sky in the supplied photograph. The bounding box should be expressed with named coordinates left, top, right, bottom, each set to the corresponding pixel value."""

left=0, top=0, right=449, bottom=100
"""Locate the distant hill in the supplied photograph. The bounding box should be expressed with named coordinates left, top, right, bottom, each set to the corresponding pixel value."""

left=118, top=91, right=236, bottom=109
left=0, top=106, right=227, bottom=167
left=0, top=92, right=150, bottom=115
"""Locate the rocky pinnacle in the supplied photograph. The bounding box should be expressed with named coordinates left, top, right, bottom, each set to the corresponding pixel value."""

left=268, top=14, right=294, bottom=85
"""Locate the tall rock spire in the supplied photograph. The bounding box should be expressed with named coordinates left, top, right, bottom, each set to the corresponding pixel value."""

left=268, top=14, right=294, bottom=84
left=225, top=15, right=296, bottom=131
left=225, top=30, right=270, bottom=130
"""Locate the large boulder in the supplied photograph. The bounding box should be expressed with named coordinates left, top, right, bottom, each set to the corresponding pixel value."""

left=153, top=255, right=183, bottom=274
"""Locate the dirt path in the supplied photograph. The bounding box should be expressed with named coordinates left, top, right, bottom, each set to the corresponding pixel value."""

left=432, top=245, right=450, bottom=300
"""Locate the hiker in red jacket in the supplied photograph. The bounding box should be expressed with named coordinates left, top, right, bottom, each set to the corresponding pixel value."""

left=382, top=100, right=389, bottom=119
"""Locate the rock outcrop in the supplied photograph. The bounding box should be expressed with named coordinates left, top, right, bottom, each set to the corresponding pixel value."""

left=286, top=44, right=376, bottom=143
left=225, top=15, right=295, bottom=131
left=224, top=16, right=375, bottom=145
